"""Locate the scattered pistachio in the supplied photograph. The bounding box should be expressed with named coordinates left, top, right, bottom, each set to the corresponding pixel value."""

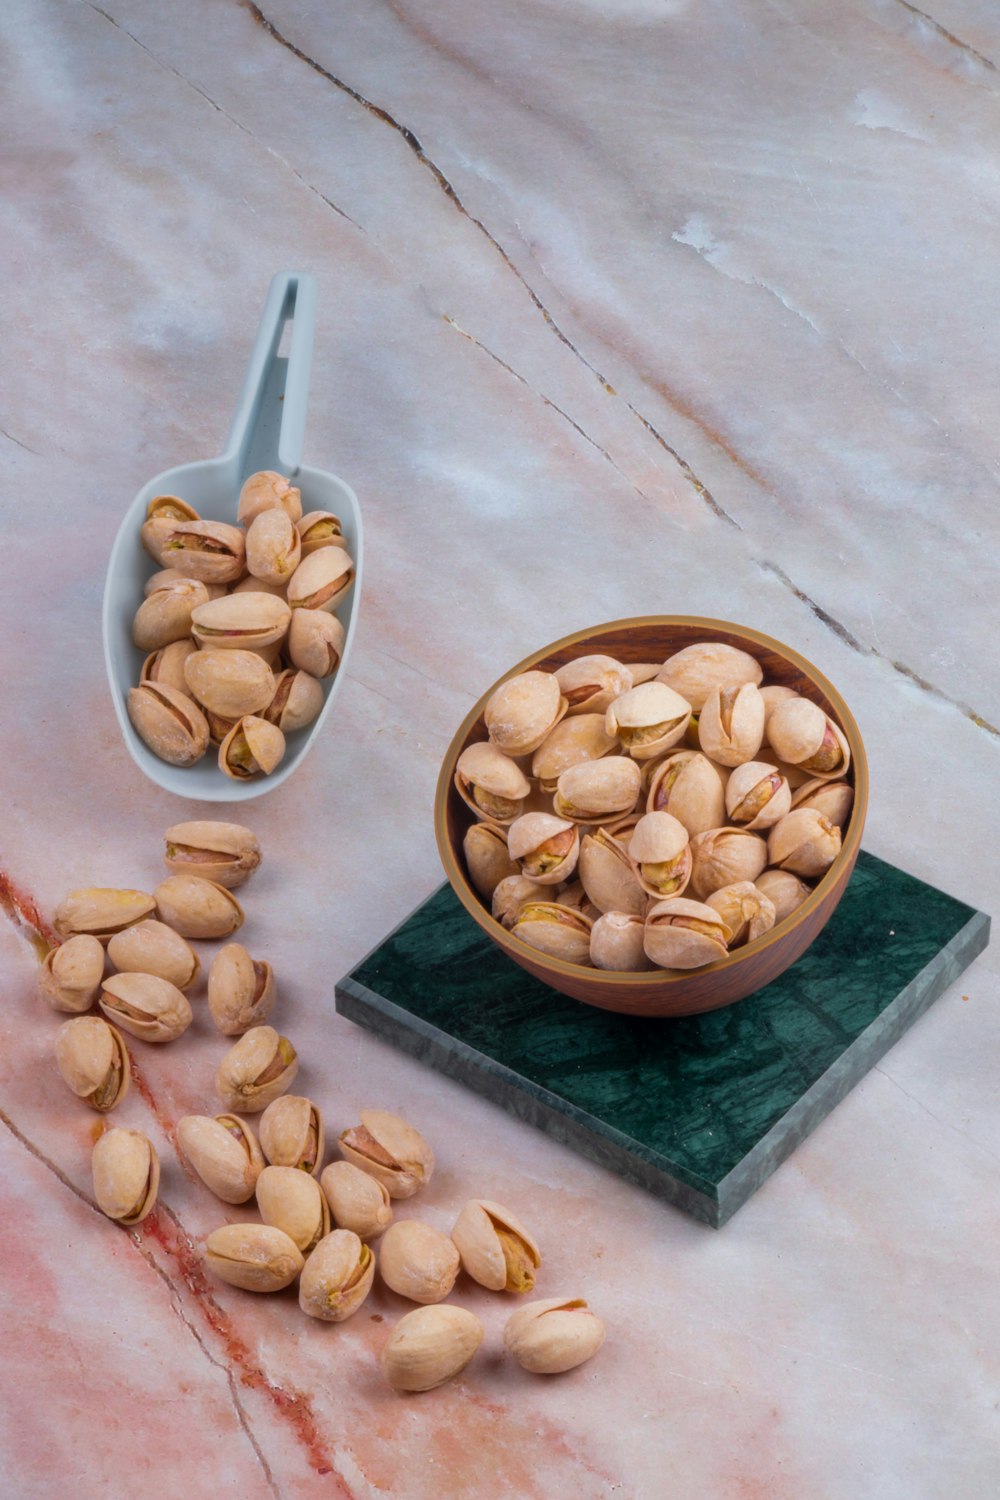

left=380, top=1305, right=484, bottom=1392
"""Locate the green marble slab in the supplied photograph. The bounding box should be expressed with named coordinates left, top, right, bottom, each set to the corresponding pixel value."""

left=335, top=851, right=989, bottom=1226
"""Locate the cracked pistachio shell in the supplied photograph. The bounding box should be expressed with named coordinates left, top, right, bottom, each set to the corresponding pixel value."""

left=237, top=470, right=302, bottom=527
left=286, top=608, right=345, bottom=678
left=54, top=888, right=156, bottom=944
left=627, top=811, right=692, bottom=900
left=381, top=1305, right=484, bottom=1392
left=263, top=668, right=324, bottom=733
left=245, top=507, right=301, bottom=585
left=183, top=649, right=275, bottom=720
left=554, top=655, right=633, bottom=717
left=339, top=1109, right=434, bottom=1199
left=491, top=874, right=548, bottom=929
left=531, top=713, right=617, bottom=791
left=191, top=592, right=291, bottom=651
left=127, top=682, right=210, bottom=766
left=215, top=1025, right=299, bottom=1112
left=485, top=670, right=567, bottom=757
left=154, top=874, right=244, bottom=940
left=755, top=868, right=812, bottom=922
left=605, top=682, right=691, bottom=760
left=790, top=778, right=854, bottom=829
left=706, top=881, right=777, bottom=947
left=451, top=1200, right=541, bottom=1293
left=578, top=828, right=646, bottom=916
left=300, top=1230, right=375, bottom=1322
left=161, top=520, right=246, bottom=584
left=644, top=897, right=730, bottom=969
left=646, top=751, right=727, bottom=838
left=206, top=707, right=237, bottom=746
left=132, top=578, right=210, bottom=652
left=656, top=643, right=763, bottom=712
left=507, top=812, right=580, bottom=886
left=724, top=760, right=792, bottom=831
left=698, top=683, right=766, bottom=768
left=766, top=698, right=851, bottom=779
left=767, top=808, right=842, bottom=878
left=256, top=1165, right=330, bottom=1254
left=590, top=910, right=653, bottom=971
left=208, top=943, right=275, bottom=1036
left=320, top=1160, right=393, bottom=1239
left=205, top=1223, right=304, bottom=1292
left=511, top=901, right=593, bottom=964
left=219, top=716, right=286, bottom=780
left=259, top=1095, right=324, bottom=1175
left=141, top=637, right=198, bottom=696
left=177, top=1114, right=264, bottom=1204
left=98, top=971, right=193, bottom=1043
left=143, top=567, right=214, bottom=598
left=287, top=548, right=354, bottom=613
left=55, top=1016, right=130, bottom=1111
left=689, top=827, right=768, bottom=900
left=553, top=756, right=642, bottom=824
left=379, top=1220, right=460, bottom=1304
left=164, top=821, right=261, bottom=888
left=297, top=510, right=346, bottom=556
left=107, top=920, right=199, bottom=990
left=38, top=934, right=105, bottom=1013
left=455, top=742, right=531, bottom=825
left=463, top=821, right=518, bottom=900
left=140, top=495, right=200, bottom=563
left=504, top=1297, right=606, bottom=1375
left=92, top=1127, right=159, bottom=1225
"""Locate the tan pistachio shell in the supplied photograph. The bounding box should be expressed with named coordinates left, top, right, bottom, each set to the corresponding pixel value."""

left=454, top=741, right=531, bottom=824
left=208, top=943, right=276, bottom=1035
left=204, top=1223, right=304, bottom=1292
left=127, top=682, right=210, bottom=766
left=245, top=507, right=301, bottom=585
left=463, top=821, right=519, bottom=900
left=286, top=608, right=345, bottom=677
left=554, top=655, right=633, bottom=716
left=263, top=669, right=324, bottom=732
left=300, top=1230, right=375, bottom=1322
left=154, top=874, right=244, bottom=940
left=320, top=1160, right=393, bottom=1239
left=379, top=1220, right=460, bottom=1304
left=163, top=822, right=261, bottom=888
left=107, top=920, right=200, bottom=990
left=552, top=756, right=642, bottom=823
left=605, top=682, right=691, bottom=760
left=656, top=643, right=763, bottom=711
left=215, top=1025, right=299, bottom=1113
left=98, top=971, right=193, bottom=1043
left=589, top=910, right=652, bottom=971
left=627, top=663, right=662, bottom=686
left=507, top=812, right=580, bottom=885
left=287, top=548, right=354, bottom=612
left=143, top=567, right=204, bottom=597
left=380, top=1305, right=484, bottom=1392
left=55, top=1016, right=130, bottom=1111
left=230, top=575, right=290, bottom=599
left=531, top=714, right=617, bottom=790
left=644, top=897, right=730, bottom=969
left=510, top=902, right=593, bottom=964
left=491, top=874, right=548, bottom=929
left=140, top=638, right=198, bottom=696
left=451, top=1199, right=541, bottom=1293
left=237, top=470, right=303, bottom=527
left=766, top=698, right=851, bottom=779
left=132, top=578, right=210, bottom=652
left=191, top=592, right=291, bottom=650
left=627, top=811, right=692, bottom=899
left=183, top=649, right=275, bottom=720
left=338, top=1109, right=434, bottom=1199
left=297, top=510, right=346, bottom=556
left=767, top=808, right=842, bottom=877
left=724, top=760, right=792, bottom=831
left=577, top=828, right=647, bottom=916
left=219, top=716, right=286, bottom=780
left=176, top=1114, right=265, bottom=1204
left=485, top=671, right=567, bottom=757
left=755, top=868, right=813, bottom=922
left=160, top=520, right=246, bottom=583
left=689, top=827, right=769, bottom=900
left=698, top=683, right=766, bottom=767
left=259, top=1095, right=324, bottom=1175
left=38, top=934, right=106, bottom=1013
left=92, top=1128, right=159, bottom=1224
left=54, top=888, right=156, bottom=944
left=646, top=751, right=727, bottom=837
left=503, top=1297, right=606, bottom=1375
left=256, top=1165, right=330, bottom=1254
left=760, top=684, right=799, bottom=729
left=790, top=778, right=854, bottom=828
left=141, top=503, right=198, bottom=565
left=706, top=881, right=777, bottom=947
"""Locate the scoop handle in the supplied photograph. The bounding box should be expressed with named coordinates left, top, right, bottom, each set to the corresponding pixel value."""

left=222, top=271, right=317, bottom=478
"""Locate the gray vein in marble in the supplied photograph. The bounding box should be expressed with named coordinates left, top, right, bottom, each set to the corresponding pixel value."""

left=0, top=424, right=41, bottom=456
left=888, top=0, right=998, bottom=75
left=872, top=1063, right=1000, bottom=1170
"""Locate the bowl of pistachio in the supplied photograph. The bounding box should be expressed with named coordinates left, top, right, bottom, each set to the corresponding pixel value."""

left=435, top=617, right=867, bottom=1017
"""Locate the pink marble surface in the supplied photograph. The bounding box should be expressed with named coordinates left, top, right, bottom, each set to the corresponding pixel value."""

left=2, top=0, right=999, bottom=1494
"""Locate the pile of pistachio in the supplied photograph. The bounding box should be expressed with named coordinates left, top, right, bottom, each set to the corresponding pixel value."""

left=127, top=471, right=353, bottom=779
left=456, top=641, right=854, bottom=970
left=41, top=821, right=604, bottom=1393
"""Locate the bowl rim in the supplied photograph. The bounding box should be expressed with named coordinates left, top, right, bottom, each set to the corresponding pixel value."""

left=434, top=614, right=868, bottom=986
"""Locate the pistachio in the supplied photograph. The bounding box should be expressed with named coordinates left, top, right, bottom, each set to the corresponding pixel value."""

left=191, top=592, right=291, bottom=651
left=455, top=742, right=531, bottom=824
left=154, top=874, right=244, bottom=940
left=644, top=897, right=730, bottom=968
left=656, top=642, right=763, bottom=711
left=767, top=808, right=842, bottom=877
left=140, top=638, right=198, bottom=696
left=204, top=1223, right=304, bottom=1292
left=552, top=756, right=642, bottom=824
left=92, top=1127, right=159, bottom=1225
left=176, top=1114, right=265, bottom=1204
left=688, top=827, right=768, bottom=900
left=627, top=811, right=692, bottom=899
left=510, top=901, right=593, bottom=963
left=790, top=778, right=854, bottom=829
left=724, top=760, right=792, bottom=831
left=107, top=920, right=199, bottom=990
left=161, top=520, right=246, bottom=584
left=140, top=495, right=200, bottom=563
left=163, top=822, right=261, bottom=889
left=698, top=682, right=765, bottom=767
left=755, top=868, right=812, bottom=921
left=183, top=649, right=275, bottom=720
left=230, top=575, right=290, bottom=600
left=263, top=668, right=324, bottom=732
left=554, top=655, right=632, bottom=716
left=766, top=697, right=851, bottom=779
left=380, top=1305, right=484, bottom=1392
left=320, top=1160, right=393, bottom=1239
left=98, top=971, right=193, bottom=1043
left=245, top=507, right=301, bottom=585
left=759, top=683, right=799, bottom=731
left=490, top=874, right=548, bottom=929
left=503, top=1297, right=606, bottom=1375
left=508, top=812, right=580, bottom=886
left=256, top=1165, right=330, bottom=1254
left=215, top=1025, right=298, bottom=1112
left=259, top=1095, right=324, bottom=1175
left=38, top=934, right=105, bottom=1012
left=339, top=1109, right=434, bottom=1199
left=286, top=607, right=345, bottom=677
left=287, top=548, right=355, bottom=613
left=237, top=469, right=302, bottom=527
left=127, top=682, right=210, bottom=766
left=577, top=828, right=646, bottom=916
left=55, top=1016, right=130, bottom=1111
left=628, top=663, right=663, bottom=685
left=219, top=715, right=286, bottom=780
left=590, top=910, right=652, bottom=970
left=646, top=751, right=727, bottom=837
left=451, top=1199, right=540, bottom=1292
left=296, top=509, right=346, bottom=556
left=531, top=713, right=617, bottom=791
left=463, top=821, right=519, bottom=901
left=706, top=882, right=777, bottom=947
left=485, top=670, right=567, bottom=757
left=54, top=888, right=156, bottom=943
left=143, top=567, right=219, bottom=598
left=207, top=943, right=275, bottom=1035
left=132, top=578, right=210, bottom=652
left=605, top=682, right=691, bottom=760
left=300, top=1230, right=375, bottom=1322
left=379, top=1220, right=460, bottom=1304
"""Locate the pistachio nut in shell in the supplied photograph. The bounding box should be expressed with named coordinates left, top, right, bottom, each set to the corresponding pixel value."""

left=320, top=1160, right=393, bottom=1239
left=154, top=874, right=244, bottom=940
left=628, top=662, right=662, bottom=686
left=554, top=655, right=632, bottom=716
left=688, top=827, right=768, bottom=900
left=531, top=713, right=617, bottom=791
left=577, top=828, right=646, bottom=916
left=143, top=566, right=204, bottom=597
left=205, top=1223, right=304, bottom=1292
left=98, top=971, right=193, bottom=1043
left=590, top=910, right=652, bottom=971
left=698, top=682, right=766, bottom=768
left=451, top=1199, right=541, bottom=1293
left=287, top=547, right=355, bottom=613
left=259, top=1095, right=324, bottom=1175
left=216, top=1025, right=299, bottom=1113
left=491, top=874, right=548, bottom=929
left=766, top=697, right=850, bottom=779
left=141, top=638, right=198, bottom=696
left=380, top=1305, right=484, bottom=1393
left=92, top=1127, right=159, bottom=1225
left=454, top=741, right=531, bottom=825
left=263, top=669, right=324, bottom=733
left=297, top=509, right=346, bottom=556
left=504, top=1298, right=606, bottom=1375
left=183, top=649, right=275, bottom=720
left=755, top=868, right=812, bottom=922
left=552, top=756, right=641, bottom=824
left=644, top=897, right=730, bottom=969
left=38, top=934, right=105, bottom=1013
left=107, top=920, right=200, bottom=990
left=54, top=888, right=156, bottom=943
left=379, top=1220, right=460, bottom=1304
left=485, top=670, right=567, bottom=757
left=463, top=821, right=518, bottom=900
left=230, top=575, right=290, bottom=600
left=207, top=943, right=275, bottom=1035
left=646, top=750, right=726, bottom=837
left=141, top=495, right=200, bottom=561
left=759, top=683, right=798, bottom=730
left=656, top=642, right=763, bottom=712
left=176, top=1113, right=264, bottom=1204
left=791, top=778, right=854, bottom=829
left=127, top=682, right=209, bottom=767
left=724, top=760, right=791, bottom=831
left=237, top=469, right=302, bottom=527
left=132, top=578, right=210, bottom=652
left=627, top=811, right=692, bottom=900
left=162, top=519, right=246, bottom=584
left=190, top=592, right=291, bottom=651
left=245, top=507, right=301, bottom=585
left=286, top=607, right=345, bottom=678
left=219, top=716, right=286, bottom=780
left=300, top=1230, right=375, bottom=1322
left=767, top=808, right=842, bottom=878
left=256, top=1165, right=330, bottom=1254
left=338, top=1109, right=434, bottom=1199
left=605, top=681, right=691, bottom=760
left=164, top=821, right=261, bottom=889
left=511, top=902, right=593, bottom=964
left=507, top=812, right=580, bottom=886
left=706, top=881, right=777, bottom=947
left=55, top=1016, right=130, bottom=1111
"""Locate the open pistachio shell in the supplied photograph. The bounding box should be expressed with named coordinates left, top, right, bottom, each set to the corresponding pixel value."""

left=646, top=751, right=727, bottom=837
left=177, top=1113, right=264, bottom=1204
left=191, top=592, right=291, bottom=651
left=208, top=943, right=275, bottom=1035
left=286, top=608, right=345, bottom=677
left=215, top=1025, right=299, bottom=1112
left=656, top=643, right=763, bottom=711
left=300, top=1230, right=375, bottom=1322
left=577, top=828, right=647, bottom=916
left=463, top=821, right=519, bottom=900
left=689, top=827, right=768, bottom=900
left=706, top=881, right=777, bottom=947
left=531, top=714, right=617, bottom=791
left=92, top=1127, right=159, bottom=1225
left=552, top=756, right=641, bottom=824
left=54, top=888, right=156, bottom=944
left=766, top=698, right=851, bottom=779
left=161, top=520, right=246, bottom=584
left=163, top=821, right=261, bottom=888
left=297, top=510, right=346, bottom=556
left=507, top=812, right=579, bottom=885
left=219, top=716, right=286, bottom=780
left=259, top=1095, right=324, bottom=1175
left=790, top=778, right=854, bottom=828
left=554, top=655, right=632, bottom=716
left=140, top=495, right=200, bottom=563
left=338, top=1109, right=434, bottom=1199
left=379, top=1220, right=460, bottom=1304
left=245, top=508, right=301, bottom=585
left=724, top=760, right=791, bottom=831
left=107, top=920, right=199, bottom=990
left=55, top=1016, right=130, bottom=1111
left=503, top=1297, right=605, bottom=1375
left=237, top=469, right=303, bottom=527
left=511, top=901, right=593, bottom=963
left=154, top=874, right=244, bottom=940
left=698, top=683, right=765, bottom=767
left=455, top=741, right=531, bottom=824
left=767, top=808, right=842, bottom=877
left=755, top=868, right=812, bottom=922
left=132, top=578, right=210, bottom=652
left=320, top=1161, right=393, bottom=1239
left=451, top=1200, right=541, bottom=1293
left=256, top=1165, right=330, bottom=1254
left=287, top=548, right=354, bottom=613
left=263, top=669, right=324, bottom=732
left=605, top=682, right=691, bottom=760
left=590, top=910, right=652, bottom=971
left=627, top=811, right=692, bottom=899
left=127, top=682, right=210, bottom=766
left=141, top=638, right=198, bottom=696
left=98, top=971, right=193, bottom=1043
left=644, top=897, right=729, bottom=969
left=485, top=670, right=567, bottom=757
left=183, top=649, right=275, bottom=720
left=205, top=1223, right=304, bottom=1292
left=38, top=934, right=106, bottom=1013
left=491, top=874, right=548, bottom=929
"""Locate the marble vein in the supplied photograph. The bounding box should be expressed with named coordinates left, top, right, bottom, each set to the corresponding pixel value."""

left=888, top=0, right=998, bottom=74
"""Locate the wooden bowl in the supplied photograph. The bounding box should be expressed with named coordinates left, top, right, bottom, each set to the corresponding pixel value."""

left=434, top=617, right=868, bottom=1018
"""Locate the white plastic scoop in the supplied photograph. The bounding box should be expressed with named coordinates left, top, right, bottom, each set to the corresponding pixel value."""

left=103, top=272, right=362, bottom=801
